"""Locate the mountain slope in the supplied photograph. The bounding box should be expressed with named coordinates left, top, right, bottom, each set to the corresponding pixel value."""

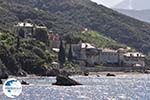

left=0, top=0, right=150, bottom=54
left=64, top=30, right=127, bottom=49
left=115, top=9, right=150, bottom=23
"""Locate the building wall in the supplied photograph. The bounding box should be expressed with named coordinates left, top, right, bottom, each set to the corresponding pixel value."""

left=50, top=41, right=60, bottom=48
left=100, top=52, right=119, bottom=64
left=123, top=57, right=145, bottom=67
left=64, top=43, right=146, bottom=67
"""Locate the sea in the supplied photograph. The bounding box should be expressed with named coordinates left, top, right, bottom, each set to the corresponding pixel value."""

left=0, top=74, right=150, bottom=100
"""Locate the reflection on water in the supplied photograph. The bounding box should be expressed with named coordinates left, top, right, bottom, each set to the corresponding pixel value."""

left=0, top=74, right=150, bottom=100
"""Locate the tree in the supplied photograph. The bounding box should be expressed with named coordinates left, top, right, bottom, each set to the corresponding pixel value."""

left=18, top=28, right=25, bottom=38
left=68, top=44, right=73, bottom=62
left=16, top=36, right=20, bottom=52
left=34, top=28, right=49, bottom=45
left=58, top=40, right=66, bottom=68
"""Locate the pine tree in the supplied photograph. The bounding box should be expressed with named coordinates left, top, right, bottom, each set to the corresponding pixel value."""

left=68, top=44, right=73, bottom=62
left=16, top=36, right=20, bottom=52
left=58, top=40, right=66, bottom=68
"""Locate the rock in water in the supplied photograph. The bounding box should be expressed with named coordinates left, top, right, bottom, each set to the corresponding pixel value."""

left=0, top=73, right=8, bottom=79
left=0, top=79, right=2, bottom=84
left=0, top=67, right=9, bottom=79
left=106, top=73, right=116, bottom=77
left=84, top=72, right=89, bottom=76
left=21, top=80, right=29, bottom=85
left=53, top=75, right=82, bottom=86
left=97, top=75, right=100, bottom=77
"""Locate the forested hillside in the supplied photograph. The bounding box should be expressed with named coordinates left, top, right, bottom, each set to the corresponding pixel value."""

left=0, top=0, right=150, bottom=53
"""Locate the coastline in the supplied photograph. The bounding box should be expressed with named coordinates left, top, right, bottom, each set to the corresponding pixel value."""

left=88, top=71, right=149, bottom=76
left=7, top=71, right=150, bottom=78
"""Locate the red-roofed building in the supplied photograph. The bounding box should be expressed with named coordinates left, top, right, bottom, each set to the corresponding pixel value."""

left=48, top=31, right=60, bottom=48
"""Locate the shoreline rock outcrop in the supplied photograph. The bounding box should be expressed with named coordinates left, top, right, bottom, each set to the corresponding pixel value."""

left=53, top=75, right=82, bottom=86
left=84, top=72, right=89, bottom=76
left=21, top=80, right=29, bottom=85
left=0, top=79, right=2, bottom=84
left=106, top=73, right=116, bottom=77
left=0, top=70, right=8, bottom=79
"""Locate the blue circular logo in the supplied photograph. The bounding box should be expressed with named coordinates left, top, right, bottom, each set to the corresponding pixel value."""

left=3, top=78, right=22, bottom=98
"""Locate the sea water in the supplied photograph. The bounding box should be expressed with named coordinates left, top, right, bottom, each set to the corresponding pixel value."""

left=0, top=74, right=150, bottom=100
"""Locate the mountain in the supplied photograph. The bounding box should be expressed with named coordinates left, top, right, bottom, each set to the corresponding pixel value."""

left=0, top=0, right=150, bottom=54
left=114, top=0, right=150, bottom=10
left=115, top=9, right=150, bottom=23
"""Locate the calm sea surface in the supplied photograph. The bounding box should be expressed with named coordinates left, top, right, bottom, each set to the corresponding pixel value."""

left=0, top=74, right=150, bottom=100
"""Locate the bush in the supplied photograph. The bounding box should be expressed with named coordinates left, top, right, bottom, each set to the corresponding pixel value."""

left=64, top=31, right=126, bottom=49
left=33, top=47, right=47, bottom=60
left=0, top=33, right=15, bottom=45
left=64, top=62, right=80, bottom=72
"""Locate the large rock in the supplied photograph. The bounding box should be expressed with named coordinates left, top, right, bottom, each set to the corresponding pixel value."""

left=21, top=80, right=29, bottom=85
left=0, top=73, right=8, bottom=79
left=0, top=60, right=9, bottom=79
left=32, top=66, right=48, bottom=76
left=0, top=79, right=2, bottom=84
left=0, top=69, right=8, bottom=79
left=106, top=73, right=116, bottom=77
left=53, top=75, right=82, bottom=86
left=84, top=72, right=89, bottom=76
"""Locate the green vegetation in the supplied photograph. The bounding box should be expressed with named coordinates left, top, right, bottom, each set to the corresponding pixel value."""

left=34, top=28, right=49, bottom=45
left=64, top=31, right=126, bottom=49
left=68, top=44, right=73, bottom=62
left=0, top=31, right=53, bottom=75
left=58, top=41, right=66, bottom=67
left=0, top=0, right=150, bottom=54
left=63, top=61, right=81, bottom=73
left=0, top=0, right=150, bottom=75
left=0, top=32, right=15, bottom=45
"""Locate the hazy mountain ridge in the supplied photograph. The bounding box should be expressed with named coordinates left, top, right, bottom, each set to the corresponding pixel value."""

left=115, top=9, right=150, bottom=23
left=0, top=0, right=150, bottom=53
left=114, top=0, right=150, bottom=10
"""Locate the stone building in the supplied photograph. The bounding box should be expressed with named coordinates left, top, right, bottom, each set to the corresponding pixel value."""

left=14, top=22, right=47, bottom=38
left=123, top=52, right=145, bottom=67
left=99, top=48, right=120, bottom=65
left=65, top=43, right=100, bottom=67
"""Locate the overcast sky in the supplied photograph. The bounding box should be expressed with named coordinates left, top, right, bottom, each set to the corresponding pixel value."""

left=91, top=0, right=124, bottom=7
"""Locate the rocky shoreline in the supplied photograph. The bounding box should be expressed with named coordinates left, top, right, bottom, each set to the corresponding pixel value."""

left=1, top=69, right=149, bottom=79
left=1, top=69, right=150, bottom=86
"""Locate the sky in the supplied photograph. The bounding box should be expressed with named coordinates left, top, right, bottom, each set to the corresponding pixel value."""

left=91, top=0, right=124, bottom=7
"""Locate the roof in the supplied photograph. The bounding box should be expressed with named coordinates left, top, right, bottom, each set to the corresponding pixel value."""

left=123, top=52, right=145, bottom=57
left=14, top=22, right=47, bottom=29
left=36, top=26, right=47, bottom=29
left=102, top=48, right=118, bottom=53
left=81, top=43, right=95, bottom=49
left=52, top=48, right=60, bottom=53
left=15, top=22, right=34, bottom=27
